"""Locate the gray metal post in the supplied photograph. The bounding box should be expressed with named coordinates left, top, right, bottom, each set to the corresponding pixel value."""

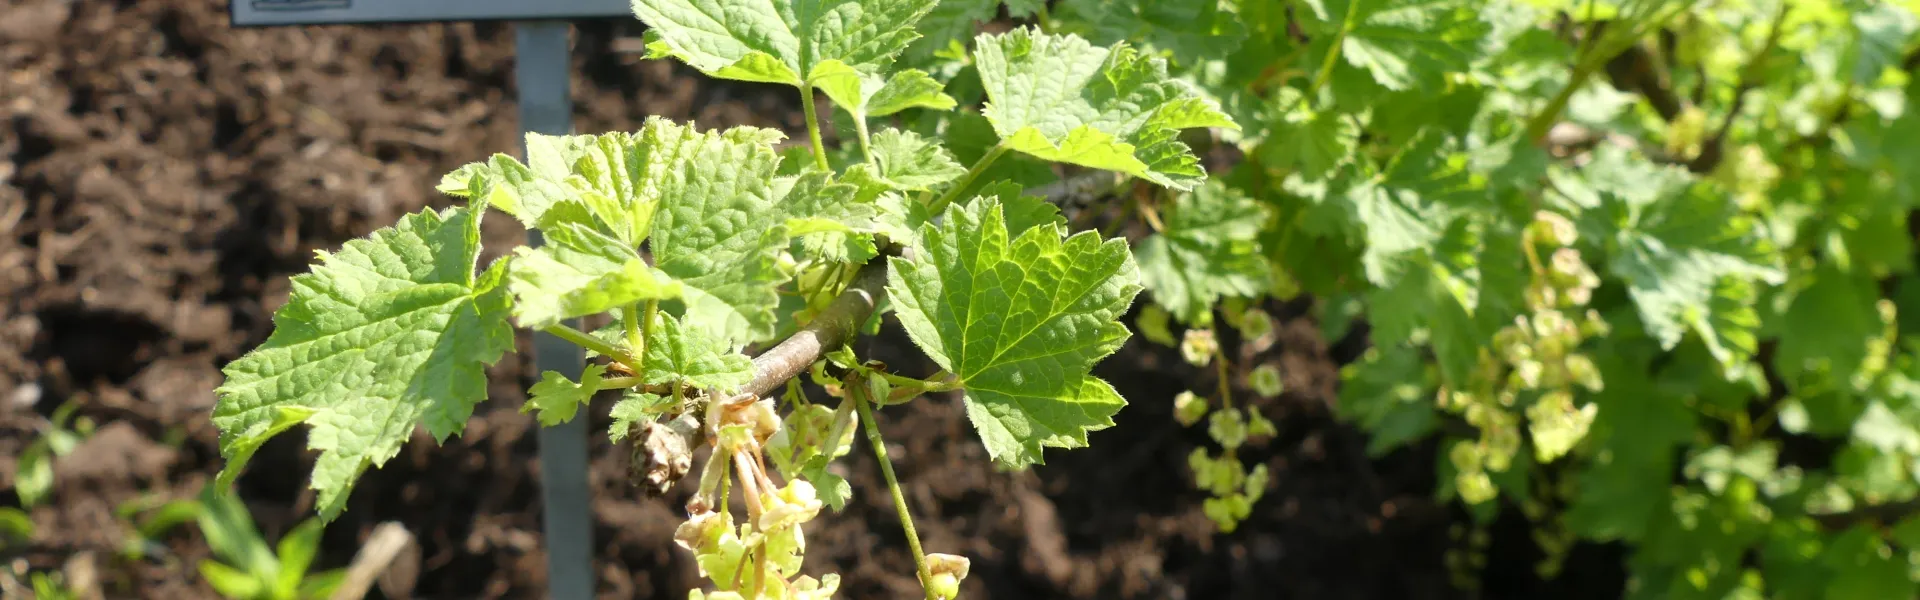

left=515, top=21, right=594, bottom=600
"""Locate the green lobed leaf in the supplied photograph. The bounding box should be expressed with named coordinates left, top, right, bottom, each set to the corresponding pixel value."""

left=1335, top=346, right=1439, bottom=456
left=1604, top=189, right=1783, bottom=371
left=524, top=364, right=607, bottom=427
left=1053, top=0, right=1250, bottom=70
left=506, top=218, right=682, bottom=329
left=641, top=313, right=755, bottom=391
left=440, top=153, right=572, bottom=229
left=1364, top=247, right=1483, bottom=386
left=780, top=168, right=891, bottom=264
left=1257, top=88, right=1360, bottom=180
left=870, top=129, right=968, bottom=192
left=972, top=27, right=1237, bottom=190
left=1301, top=0, right=1490, bottom=91
left=1846, top=3, right=1919, bottom=85
left=642, top=119, right=796, bottom=346
left=887, top=195, right=1141, bottom=467
left=444, top=131, right=671, bottom=244
left=213, top=206, right=513, bottom=519
left=1136, top=181, right=1271, bottom=324
left=1775, top=265, right=1888, bottom=384
left=815, top=66, right=958, bottom=123
left=631, top=0, right=939, bottom=87
left=900, top=0, right=997, bottom=67
left=608, top=392, right=672, bottom=443
left=1565, top=346, right=1695, bottom=541
left=1346, top=132, right=1474, bottom=286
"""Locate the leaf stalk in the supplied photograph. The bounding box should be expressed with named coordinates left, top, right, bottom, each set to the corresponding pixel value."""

left=801, top=86, right=831, bottom=171
left=928, top=143, right=1010, bottom=215
left=1308, top=0, right=1364, bottom=96
left=854, top=115, right=877, bottom=167
left=542, top=323, right=640, bottom=370
left=852, top=379, right=937, bottom=600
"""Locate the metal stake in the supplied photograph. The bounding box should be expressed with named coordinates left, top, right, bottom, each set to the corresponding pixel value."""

left=515, top=20, right=594, bottom=600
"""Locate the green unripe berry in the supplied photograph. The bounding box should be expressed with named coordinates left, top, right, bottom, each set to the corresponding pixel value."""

left=929, top=574, right=960, bottom=600
left=1248, top=364, right=1284, bottom=398
left=1209, top=407, right=1248, bottom=450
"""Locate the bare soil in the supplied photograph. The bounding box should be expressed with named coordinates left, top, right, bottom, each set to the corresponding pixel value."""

left=1, top=2, right=1625, bottom=598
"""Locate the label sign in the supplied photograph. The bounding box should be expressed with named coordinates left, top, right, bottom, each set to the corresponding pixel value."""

left=232, top=0, right=630, bottom=25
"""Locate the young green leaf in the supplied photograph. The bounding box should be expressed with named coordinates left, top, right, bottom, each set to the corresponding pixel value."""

left=213, top=206, right=512, bottom=519
left=814, top=67, right=957, bottom=124
left=1136, top=181, right=1271, bottom=324
left=631, top=0, right=939, bottom=87
left=507, top=218, right=682, bottom=329
left=524, top=364, right=608, bottom=427
left=609, top=392, right=672, bottom=443
left=642, top=313, right=755, bottom=391
left=887, top=195, right=1141, bottom=467
left=643, top=119, right=795, bottom=346
left=779, top=169, right=886, bottom=264
left=438, top=153, right=573, bottom=228
left=973, top=28, right=1237, bottom=190
left=870, top=129, right=968, bottom=192
left=1564, top=351, right=1694, bottom=541
left=443, top=131, right=666, bottom=244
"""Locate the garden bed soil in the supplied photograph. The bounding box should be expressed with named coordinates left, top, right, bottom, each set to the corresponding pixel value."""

left=1, top=1, right=1624, bottom=598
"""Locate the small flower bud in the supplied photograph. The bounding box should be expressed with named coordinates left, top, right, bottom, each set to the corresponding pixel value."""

left=1530, top=210, right=1578, bottom=247
left=1181, top=329, right=1217, bottom=366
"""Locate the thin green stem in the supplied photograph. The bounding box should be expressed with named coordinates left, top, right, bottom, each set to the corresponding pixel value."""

left=1214, top=341, right=1234, bottom=411
left=637, top=300, right=659, bottom=363
left=598, top=376, right=644, bottom=390
left=1525, top=0, right=1685, bottom=142
left=1309, top=0, right=1364, bottom=97
left=928, top=143, right=1009, bottom=215
left=625, top=300, right=657, bottom=373
left=624, top=304, right=642, bottom=353
left=1523, top=50, right=1607, bottom=143
left=853, top=384, right=935, bottom=599
left=801, top=86, right=831, bottom=171
left=854, top=115, right=876, bottom=166
left=823, top=395, right=856, bottom=459
left=877, top=371, right=962, bottom=395
left=543, top=324, right=639, bottom=368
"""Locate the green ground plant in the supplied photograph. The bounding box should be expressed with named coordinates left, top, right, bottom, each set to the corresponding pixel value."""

left=11, top=400, right=93, bottom=509
left=121, top=486, right=343, bottom=600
